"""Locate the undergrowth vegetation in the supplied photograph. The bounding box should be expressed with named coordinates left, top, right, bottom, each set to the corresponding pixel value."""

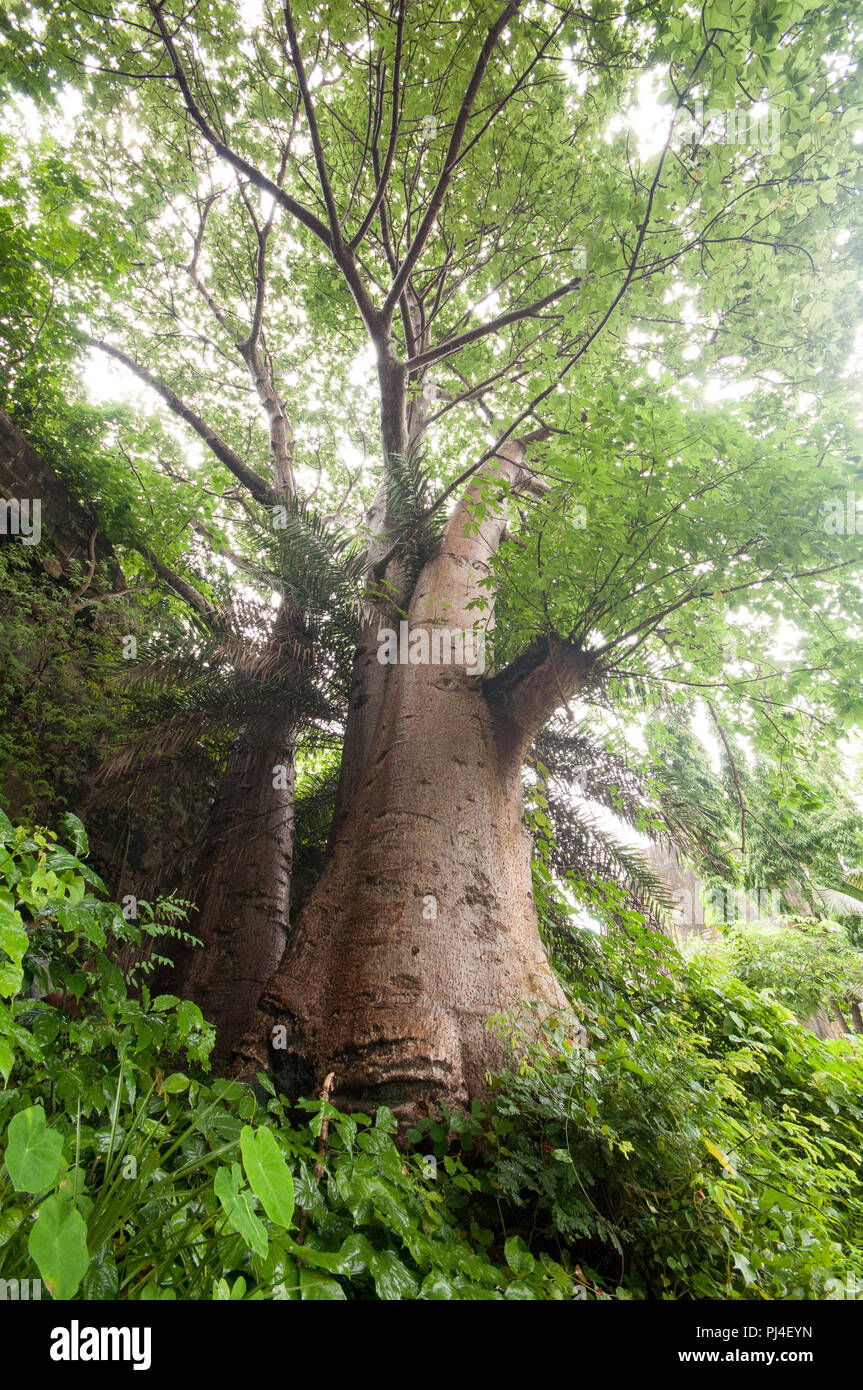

left=1, top=813, right=861, bottom=1300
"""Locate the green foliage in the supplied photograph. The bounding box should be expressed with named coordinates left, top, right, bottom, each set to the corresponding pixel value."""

left=4, top=1105, right=64, bottom=1192
left=1, top=814, right=861, bottom=1300
left=239, top=1125, right=295, bottom=1231
left=719, top=917, right=863, bottom=1022
left=0, top=808, right=212, bottom=1074
left=28, top=1192, right=89, bottom=1300
left=413, top=923, right=863, bottom=1300
left=0, top=814, right=585, bottom=1299
left=2, top=0, right=863, bottom=1305
left=0, top=546, right=130, bottom=818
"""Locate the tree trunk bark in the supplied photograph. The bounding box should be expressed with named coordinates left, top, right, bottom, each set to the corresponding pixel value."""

left=234, top=659, right=568, bottom=1123
left=157, top=707, right=296, bottom=1060
left=155, top=602, right=304, bottom=1059
left=231, top=441, right=591, bottom=1123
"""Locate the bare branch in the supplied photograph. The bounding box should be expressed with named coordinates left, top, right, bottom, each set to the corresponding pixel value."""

left=86, top=336, right=278, bottom=505
left=405, top=276, right=582, bottom=372
left=350, top=0, right=406, bottom=250
left=136, top=544, right=219, bottom=623
left=707, top=700, right=746, bottom=853
left=146, top=1, right=332, bottom=248
left=282, top=0, right=344, bottom=246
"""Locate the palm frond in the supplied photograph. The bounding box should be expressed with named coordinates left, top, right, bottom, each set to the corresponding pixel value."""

left=544, top=793, right=676, bottom=926
left=383, top=442, right=446, bottom=581
left=244, top=494, right=367, bottom=626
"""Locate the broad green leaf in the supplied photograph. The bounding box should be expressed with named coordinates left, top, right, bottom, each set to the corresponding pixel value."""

left=298, top=1267, right=347, bottom=1300
left=80, top=1250, right=119, bottom=1300
left=28, top=1194, right=89, bottom=1299
left=214, top=1162, right=268, bottom=1259
left=0, top=891, right=27, bottom=998
left=60, top=813, right=89, bottom=856
left=159, top=1072, right=189, bottom=1094
left=240, top=1125, right=295, bottom=1230
left=4, top=1105, right=65, bottom=1192
left=504, top=1235, right=534, bottom=1277
left=369, top=1249, right=419, bottom=1300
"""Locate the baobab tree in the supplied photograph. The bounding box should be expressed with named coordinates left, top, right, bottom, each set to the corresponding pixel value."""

left=9, top=0, right=863, bottom=1119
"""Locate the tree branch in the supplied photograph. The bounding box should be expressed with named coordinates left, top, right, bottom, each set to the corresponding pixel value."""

left=279, top=1, right=382, bottom=337
left=707, top=700, right=746, bottom=854
left=350, top=0, right=406, bottom=250
left=281, top=0, right=344, bottom=246
left=86, top=336, right=278, bottom=506
left=404, top=276, right=581, bottom=372
left=136, top=544, right=219, bottom=624
left=146, top=0, right=332, bottom=248
left=484, top=632, right=596, bottom=745
left=382, top=0, right=525, bottom=321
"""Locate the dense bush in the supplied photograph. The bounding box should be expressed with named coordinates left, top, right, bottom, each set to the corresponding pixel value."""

left=718, top=917, right=863, bottom=1023
left=1, top=813, right=861, bottom=1300
left=438, top=927, right=863, bottom=1299
left=0, top=813, right=581, bottom=1299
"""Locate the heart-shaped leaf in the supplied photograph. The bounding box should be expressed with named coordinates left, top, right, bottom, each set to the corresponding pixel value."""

left=214, top=1162, right=268, bottom=1258
left=4, top=1106, right=65, bottom=1193
left=28, top=1194, right=89, bottom=1299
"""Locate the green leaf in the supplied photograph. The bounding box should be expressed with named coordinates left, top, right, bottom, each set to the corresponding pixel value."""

left=4, top=1105, right=65, bottom=1192
left=61, top=813, right=89, bottom=856
left=298, top=1267, right=347, bottom=1300
left=159, top=1072, right=189, bottom=1094
left=240, top=1125, right=295, bottom=1229
left=369, top=1249, right=419, bottom=1300
left=214, top=1162, right=268, bottom=1259
left=704, top=1138, right=732, bottom=1171
left=421, top=1270, right=455, bottom=1299
left=0, top=1206, right=25, bottom=1247
left=504, top=1235, right=534, bottom=1277
left=28, top=1194, right=89, bottom=1299
left=732, top=1251, right=756, bottom=1287
left=80, top=1249, right=119, bottom=1300
left=0, top=891, right=27, bottom=998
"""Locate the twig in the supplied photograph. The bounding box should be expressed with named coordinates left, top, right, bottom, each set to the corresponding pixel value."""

left=295, top=1070, right=336, bottom=1251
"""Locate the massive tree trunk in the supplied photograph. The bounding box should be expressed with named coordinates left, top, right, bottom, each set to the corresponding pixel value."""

left=154, top=603, right=304, bottom=1059
left=232, top=440, right=593, bottom=1123
left=156, top=707, right=297, bottom=1060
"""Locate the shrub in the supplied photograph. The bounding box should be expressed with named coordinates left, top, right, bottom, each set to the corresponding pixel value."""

left=2, top=812, right=861, bottom=1300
